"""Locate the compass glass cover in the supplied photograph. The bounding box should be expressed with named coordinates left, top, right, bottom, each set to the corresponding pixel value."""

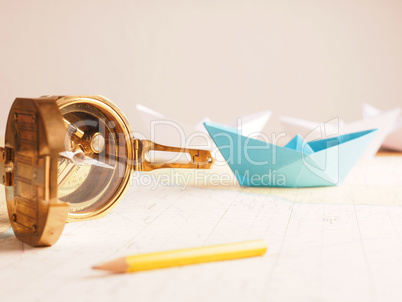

left=57, top=98, right=132, bottom=220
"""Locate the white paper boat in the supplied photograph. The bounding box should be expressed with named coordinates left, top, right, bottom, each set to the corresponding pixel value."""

left=280, top=107, right=400, bottom=159
left=363, top=103, right=402, bottom=151
left=136, top=104, right=271, bottom=148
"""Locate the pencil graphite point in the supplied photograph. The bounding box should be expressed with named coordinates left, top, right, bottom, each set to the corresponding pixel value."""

left=93, top=257, right=127, bottom=273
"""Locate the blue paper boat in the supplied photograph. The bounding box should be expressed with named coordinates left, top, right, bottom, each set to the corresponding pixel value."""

left=204, top=121, right=377, bottom=188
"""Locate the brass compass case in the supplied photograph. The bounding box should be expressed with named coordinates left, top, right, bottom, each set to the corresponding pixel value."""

left=0, top=95, right=214, bottom=247
left=1, top=98, right=69, bottom=246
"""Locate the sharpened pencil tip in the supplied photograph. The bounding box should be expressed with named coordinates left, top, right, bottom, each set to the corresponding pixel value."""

left=92, top=258, right=127, bottom=273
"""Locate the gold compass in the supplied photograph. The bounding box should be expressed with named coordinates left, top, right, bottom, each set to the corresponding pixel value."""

left=0, top=96, right=214, bottom=247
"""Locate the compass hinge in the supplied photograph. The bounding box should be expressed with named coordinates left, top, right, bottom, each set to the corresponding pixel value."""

left=132, top=139, right=143, bottom=172
left=0, top=147, right=14, bottom=186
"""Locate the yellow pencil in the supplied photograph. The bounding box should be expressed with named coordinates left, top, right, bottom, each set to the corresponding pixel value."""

left=93, top=239, right=268, bottom=273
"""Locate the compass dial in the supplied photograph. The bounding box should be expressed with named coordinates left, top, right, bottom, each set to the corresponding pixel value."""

left=56, top=96, right=133, bottom=221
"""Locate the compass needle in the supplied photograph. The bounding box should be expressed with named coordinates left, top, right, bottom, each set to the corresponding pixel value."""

left=59, top=151, right=114, bottom=170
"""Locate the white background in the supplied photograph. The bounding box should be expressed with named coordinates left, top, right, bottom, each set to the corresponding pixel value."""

left=1, top=0, right=402, bottom=134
